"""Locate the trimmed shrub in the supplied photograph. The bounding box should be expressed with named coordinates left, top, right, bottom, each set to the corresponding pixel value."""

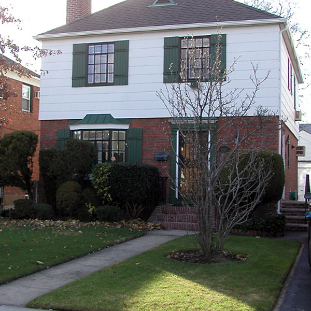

left=9, top=200, right=54, bottom=220
left=31, top=203, right=54, bottom=220
left=9, top=199, right=34, bottom=219
left=56, top=181, right=82, bottom=217
left=260, top=151, right=285, bottom=204
left=95, top=205, right=124, bottom=222
left=221, top=150, right=285, bottom=206
left=235, top=213, right=286, bottom=233
left=62, top=138, right=97, bottom=184
left=39, top=139, right=97, bottom=211
left=81, top=187, right=102, bottom=208
left=39, top=148, right=63, bottom=211
left=92, top=163, right=160, bottom=220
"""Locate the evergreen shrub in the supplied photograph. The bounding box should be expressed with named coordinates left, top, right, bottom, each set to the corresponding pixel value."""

left=234, top=213, right=286, bottom=233
left=56, top=181, right=82, bottom=217
left=31, top=203, right=54, bottom=220
left=95, top=205, right=124, bottom=222
left=221, top=150, right=285, bottom=205
left=92, top=163, right=160, bottom=219
left=9, top=199, right=34, bottom=219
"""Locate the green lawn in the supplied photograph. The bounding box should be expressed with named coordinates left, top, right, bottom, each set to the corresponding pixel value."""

left=0, top=218, right=145, bottom=284
left=28, top=234, right=301, bottom=311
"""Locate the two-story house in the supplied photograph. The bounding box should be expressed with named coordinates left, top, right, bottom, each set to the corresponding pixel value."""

left=35, top=0, right=303, bottom=206
left=0, top=55, right=40, bottom=208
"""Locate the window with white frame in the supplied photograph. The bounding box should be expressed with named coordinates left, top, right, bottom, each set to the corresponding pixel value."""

left=22, top=84, right=31, bottom=111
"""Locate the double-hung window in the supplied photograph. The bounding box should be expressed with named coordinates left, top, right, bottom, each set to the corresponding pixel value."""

left=88, top=43, right=115, bottom=85
left=180, top=37, right=210, bottom=81
left=72, top=40, right=129, bottom=87
left=163, top=34, right=226, bottom=83
left=22, top=84, right=31, bottom=111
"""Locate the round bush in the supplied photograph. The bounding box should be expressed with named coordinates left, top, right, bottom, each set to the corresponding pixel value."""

left=31, top=203, right=54, bottom=220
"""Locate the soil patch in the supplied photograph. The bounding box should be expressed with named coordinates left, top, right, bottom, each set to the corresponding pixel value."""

left=167, top=249, right=247, bottom=264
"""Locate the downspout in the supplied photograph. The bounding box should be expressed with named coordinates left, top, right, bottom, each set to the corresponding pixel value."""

left=278, top=24, right=289, bottom=213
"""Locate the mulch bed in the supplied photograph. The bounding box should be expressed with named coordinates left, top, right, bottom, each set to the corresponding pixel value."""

left=167, top=249, right=247, bottom=264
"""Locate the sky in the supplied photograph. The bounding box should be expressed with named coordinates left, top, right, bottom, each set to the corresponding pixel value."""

left=1, top=0, right=311, bottom=121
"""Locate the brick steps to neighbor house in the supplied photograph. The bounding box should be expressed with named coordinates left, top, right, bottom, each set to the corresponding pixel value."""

left=149, top=204, right=199, bottom=231
left=280, top=201, right=308, bottom=231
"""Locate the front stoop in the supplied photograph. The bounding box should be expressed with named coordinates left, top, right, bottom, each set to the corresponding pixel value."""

left=280, top=201, right=308, bottom=231
left=149, top=204, right=199, bottom=231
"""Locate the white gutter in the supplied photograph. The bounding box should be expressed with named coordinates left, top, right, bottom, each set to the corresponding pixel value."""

left=34, top=18, right=286, bottom=40
left=279, top=23, right=304, bottom=84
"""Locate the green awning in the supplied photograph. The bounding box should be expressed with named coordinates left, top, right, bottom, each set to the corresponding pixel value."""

left=73, top=114, right=130, bottom=125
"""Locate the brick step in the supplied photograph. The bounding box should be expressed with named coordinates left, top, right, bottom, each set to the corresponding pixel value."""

left=160, top=222, right=199, bottom=231
left=285, top=215, right=306, bottom=220
left=285, top=223, right=308, bottom=230
left=281, top=208, right=305, bottom=215
left=149, top=204, right=198, bottom=232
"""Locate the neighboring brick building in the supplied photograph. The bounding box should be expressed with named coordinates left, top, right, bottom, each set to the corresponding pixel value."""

left=0, top=56, right=40, bottom=207
left=35, top=0, right=302, bottom=206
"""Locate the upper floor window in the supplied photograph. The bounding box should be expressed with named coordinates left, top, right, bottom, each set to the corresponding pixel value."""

left=163, top=34, right=226, bottom=84
left=88, top=43, right=115, bottom=85
left=72, top=40, right=129, bottom=87
left=22, top=84, right=31, bottom=111
left=180, top=37, right=210, bottom=81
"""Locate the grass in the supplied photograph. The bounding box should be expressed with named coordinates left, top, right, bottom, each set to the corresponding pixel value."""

left=28, top=234, right=300, bottom=311
left=0, top=218, right=145, bottom=284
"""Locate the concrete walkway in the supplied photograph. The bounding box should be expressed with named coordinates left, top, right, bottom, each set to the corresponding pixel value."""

left=0, top=230, right=188, bottom=310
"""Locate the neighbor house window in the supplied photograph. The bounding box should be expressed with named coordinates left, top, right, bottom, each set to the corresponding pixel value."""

left=180, top=37, right=210, bottom=80
left=22, top=84, right=31, bottom=111
left=87, top=43, right=115, bottom=85
left=72, top=129, right=126, bottom=163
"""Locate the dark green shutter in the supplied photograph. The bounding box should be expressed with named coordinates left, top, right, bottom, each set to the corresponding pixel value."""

left=163, top=37, right=180, bottom=83
left=72, top=44, right=87, bottom=87
left=114, top=40, right=129, bottom=85
left=210, top=34, right=226, bottom=80
left=57, top=129, right=70, bottom=149
left=126, top=128, right=142, bottom=163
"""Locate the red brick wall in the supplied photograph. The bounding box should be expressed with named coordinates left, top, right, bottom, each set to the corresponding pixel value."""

left=130, top=118, right=171, bottom=177
left=1, top=78, right=40, bottom=181
left=40, top=116, right=297, bottom=201
left=40, top=120, right=69, bottom=149
left=217, top=116, right=279, bottom=152
left=1, top=77, right=40, bottom=206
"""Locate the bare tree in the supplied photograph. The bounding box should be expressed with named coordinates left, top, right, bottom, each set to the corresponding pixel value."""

left=158, top=34, right=275, bottom=259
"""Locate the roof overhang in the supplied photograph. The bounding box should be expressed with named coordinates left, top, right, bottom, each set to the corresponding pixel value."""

left=34, top=18, right=286, bottom=41
left=279, top=22, right=304, bottom=83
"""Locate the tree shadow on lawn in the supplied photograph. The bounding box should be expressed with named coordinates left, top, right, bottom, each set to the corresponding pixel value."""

left=28, top=234, right=301, bottom=311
